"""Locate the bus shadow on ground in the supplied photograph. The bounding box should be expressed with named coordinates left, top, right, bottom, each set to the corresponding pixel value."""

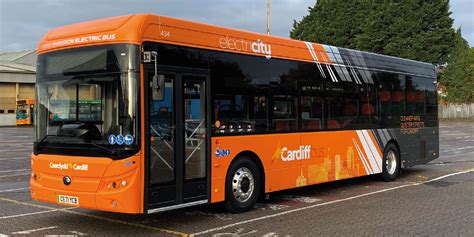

left=28, top=167, right=437, bottom=232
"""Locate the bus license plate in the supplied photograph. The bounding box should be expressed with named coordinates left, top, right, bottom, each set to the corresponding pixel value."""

left=57, top=195, right=79, bottom=205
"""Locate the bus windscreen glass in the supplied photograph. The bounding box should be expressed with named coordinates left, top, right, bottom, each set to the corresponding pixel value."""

left=45, top=49, right=107, bottom=75
left=35, top=44, right=140, bottom=159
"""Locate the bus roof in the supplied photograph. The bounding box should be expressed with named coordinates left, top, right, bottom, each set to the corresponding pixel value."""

left=38, top=14, right=436, bottom=78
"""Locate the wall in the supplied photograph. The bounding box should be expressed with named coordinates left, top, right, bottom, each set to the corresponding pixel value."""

left=0, top=114, right=16, bottom=126
left=438, top=103, right=474, bottom=119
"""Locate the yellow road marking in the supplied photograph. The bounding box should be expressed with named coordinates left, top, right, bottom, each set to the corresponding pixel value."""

left=0, top=197, right=189, bottom=237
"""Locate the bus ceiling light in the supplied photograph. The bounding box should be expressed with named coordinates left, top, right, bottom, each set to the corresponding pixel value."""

left=121, top=180, right=127, bottom=187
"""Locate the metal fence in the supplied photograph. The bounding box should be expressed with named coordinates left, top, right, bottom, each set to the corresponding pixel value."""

left=438, top=103, right=474, bottom=119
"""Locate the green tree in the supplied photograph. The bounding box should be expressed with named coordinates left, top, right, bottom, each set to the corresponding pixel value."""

left=439, top=29, right=474, bottom=103
left=290, top=0, right=455, bottom=65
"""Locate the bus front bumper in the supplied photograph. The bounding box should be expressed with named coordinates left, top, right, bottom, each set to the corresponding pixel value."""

left=30, top=154, right=143, bottom=214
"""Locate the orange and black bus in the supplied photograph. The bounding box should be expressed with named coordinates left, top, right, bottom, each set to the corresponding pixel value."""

left=16, top=99, right=35, bottom=126
left=32, top=14, right=439, bottom=214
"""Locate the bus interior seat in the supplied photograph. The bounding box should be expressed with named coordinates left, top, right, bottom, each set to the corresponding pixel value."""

left=415, top=91, right=425, bottom=103
left=342, top=103, right=357, bottom=127
left=304, top=120, right=321, bottom=130
left=327, top=119, right=341, bottom=129
left=391, top=91, right=403, bottom=103
left=379, top=90, right=391, bottom=102
left=274, top=120, right=287, bottom=131
left=343, top=103, right=357, bottom=116
left=362, top=103, right=375, bottom=115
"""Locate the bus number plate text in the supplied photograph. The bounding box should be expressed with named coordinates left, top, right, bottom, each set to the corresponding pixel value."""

left=57, top=195, right=79, bottom=205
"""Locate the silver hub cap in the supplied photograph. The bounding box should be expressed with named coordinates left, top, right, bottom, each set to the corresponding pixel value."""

left=232, top=167, right=254, bottom=203
left=385, top=150, right=397, bottom=175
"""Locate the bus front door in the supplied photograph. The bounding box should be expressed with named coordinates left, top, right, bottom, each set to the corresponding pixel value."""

left=146, top=68, right=209, bottom=213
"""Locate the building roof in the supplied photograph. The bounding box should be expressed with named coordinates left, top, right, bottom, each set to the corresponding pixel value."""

left=0, top=50, right=35, bottom=62
left=0, top=62, right=35, bottom=73
left=0, top=49, right=37, bottom=74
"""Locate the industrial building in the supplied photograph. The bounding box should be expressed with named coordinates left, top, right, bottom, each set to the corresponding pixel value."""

left=0, top=50, right=36, bottom=126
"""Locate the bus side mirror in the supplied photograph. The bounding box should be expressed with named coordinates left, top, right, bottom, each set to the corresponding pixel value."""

left=152, top=74, right=165, bottom=101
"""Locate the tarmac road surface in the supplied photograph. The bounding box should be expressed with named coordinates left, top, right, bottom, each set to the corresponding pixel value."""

left=0, top=121, right=473, bottom=236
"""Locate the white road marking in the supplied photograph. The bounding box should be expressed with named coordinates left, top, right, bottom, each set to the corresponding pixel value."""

left=192, top=169, right=474, bottom=236
left=69, top=230, right=88, bottom=236
left=11, top=226, right=57, bottom=234
left=1, top=209, right=58, bottom=220
left=0, top=187, right=29, bottom=193
left=0, top=173, right=30, bottom=178
left=0, top=207, right=76, bottom=220
left=441, top=146, right=474, bottom=153
left=262, top=233, right=279, bottom=237
left=454, top=136, right=472, bottom=139
left=0, top=169, right=29, bottom=173
left=212, top=228, right=257, bottom=237
left=0, top=157, right=28, bottom=161
left=0, top=234, right=8, bottom=237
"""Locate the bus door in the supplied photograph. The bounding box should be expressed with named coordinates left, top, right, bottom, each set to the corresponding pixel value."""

left=145, top=67, right=210, bottom=212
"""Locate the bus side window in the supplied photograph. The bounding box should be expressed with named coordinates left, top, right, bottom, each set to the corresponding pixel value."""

left=425, top=79, right=437, bottom=127
left=405, top=76, right=416, bottom=115
left=272, top=95, right=297, bottom=132
left=298, top=63, right=323, bottom=131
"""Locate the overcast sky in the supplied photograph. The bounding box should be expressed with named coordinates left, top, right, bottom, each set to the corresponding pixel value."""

left=0, top=0, right=472, bottom=52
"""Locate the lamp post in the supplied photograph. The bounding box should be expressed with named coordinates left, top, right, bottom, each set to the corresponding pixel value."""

left=266, top=0, right=270, bottom=35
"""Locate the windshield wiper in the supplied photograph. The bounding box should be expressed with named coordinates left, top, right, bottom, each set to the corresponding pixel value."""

left=83, top=142, right=119, bottom=159
left=36, top=135, right=53, bottom=145
left=36, top=135, right=119, bottom=159
left=36, top=134, right=74, bottom=147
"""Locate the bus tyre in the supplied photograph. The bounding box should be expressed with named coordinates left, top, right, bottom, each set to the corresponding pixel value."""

left=225, top=157, right=261, bottom=213
left=381, top=143, right=400, bottom=182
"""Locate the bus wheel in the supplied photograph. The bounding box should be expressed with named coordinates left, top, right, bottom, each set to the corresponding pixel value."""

left=381, top=143, right=400, bottom=182
left=225, top=157, right=261, bottom=213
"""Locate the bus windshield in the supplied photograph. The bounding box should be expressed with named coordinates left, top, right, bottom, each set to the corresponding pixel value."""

left=16, top=103, right=29, bottom=119
left=35, top=44, right=140, bottom=159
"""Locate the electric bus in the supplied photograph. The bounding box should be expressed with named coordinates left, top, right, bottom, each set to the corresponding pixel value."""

left=31, top=14, right=439, bottom=214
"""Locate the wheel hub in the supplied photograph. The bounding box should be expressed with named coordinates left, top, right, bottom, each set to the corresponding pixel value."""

left=386, top=150, right=397, bottom=175
left=232, top=167, right=254, bottom=203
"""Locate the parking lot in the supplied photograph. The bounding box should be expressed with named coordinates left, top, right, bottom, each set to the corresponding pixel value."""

left=0, top=121, right=473, bottom=236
